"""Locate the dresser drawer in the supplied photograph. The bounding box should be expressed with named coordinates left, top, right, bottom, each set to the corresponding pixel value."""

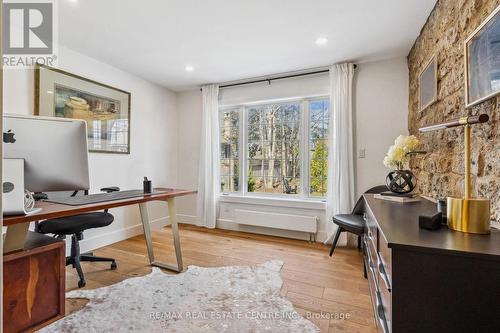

left=363, top=238, right=379, bottom=329
left=365, top=234, right=391, bottom=333
left=377, top=235, right=392, bottom=291
left=379, top=276, right=391, bottom=332
left=375, top=291, right=390, bottom=333
left=365, top=209, right=378, bottom=244
left=366, top=235, right=378, bottom=273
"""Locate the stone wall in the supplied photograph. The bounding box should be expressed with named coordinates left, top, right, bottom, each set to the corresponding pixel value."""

left=408, top=0, right=500, bottom=222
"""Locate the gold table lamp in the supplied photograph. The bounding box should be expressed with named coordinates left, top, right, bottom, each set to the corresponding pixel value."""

left=419, top=114, right=490, bottom=234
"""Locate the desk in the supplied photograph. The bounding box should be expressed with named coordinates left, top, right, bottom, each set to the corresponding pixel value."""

left=3, top=188, right=197, bottom=272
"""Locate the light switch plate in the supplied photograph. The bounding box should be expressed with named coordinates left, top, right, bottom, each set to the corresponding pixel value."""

left=358, top=149, right=366, bottom=158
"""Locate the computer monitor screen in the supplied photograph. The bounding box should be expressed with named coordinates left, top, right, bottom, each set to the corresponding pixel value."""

left=3, top=114, right=90, bottom=192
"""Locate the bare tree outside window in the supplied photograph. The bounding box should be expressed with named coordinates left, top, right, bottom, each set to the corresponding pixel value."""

left=219, top=97, right=329, bottom=198
left=247, top=102, right=300, bottom=194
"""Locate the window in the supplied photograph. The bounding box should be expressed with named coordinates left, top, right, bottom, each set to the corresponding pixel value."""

left=247, top=102, right=301, bottom=195
left=219, top=109, right=240, bottom=192
left=309, top=100, right=329, bottom=197
left=219, top=97, right=329, bottom=199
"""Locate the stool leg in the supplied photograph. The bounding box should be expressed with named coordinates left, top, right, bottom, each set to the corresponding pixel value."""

left=357, top=235, right=361, bottom=250
left=329, top=227, right=343, bottom=257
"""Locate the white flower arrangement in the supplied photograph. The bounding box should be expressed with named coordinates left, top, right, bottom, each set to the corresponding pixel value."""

left=383, top=135, right=421, bottom=170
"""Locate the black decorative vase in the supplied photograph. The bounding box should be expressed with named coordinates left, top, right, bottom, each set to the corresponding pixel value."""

left=386, top=170, right=416, bottom=194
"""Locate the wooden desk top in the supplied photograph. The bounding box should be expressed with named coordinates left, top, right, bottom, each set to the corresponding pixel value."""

left=364, top=194, right=500, bottom=260
left=3, top=188, right=197, bottom=226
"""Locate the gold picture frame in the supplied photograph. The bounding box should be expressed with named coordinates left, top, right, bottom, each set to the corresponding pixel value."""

left=419, top=55, right=438, bottom=111
left=464, top=4, right=500, bottom=108
left=35, top=64, right=131, bottom=154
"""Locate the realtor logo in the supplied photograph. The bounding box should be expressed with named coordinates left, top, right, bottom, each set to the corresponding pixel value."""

left=2, top=0, right=58, bottom=67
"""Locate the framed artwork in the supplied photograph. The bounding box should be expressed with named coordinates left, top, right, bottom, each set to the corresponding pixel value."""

left=465, top=5, right=500, bottom=108
left=35, top=64, right=131, bottom=154
left=419, top=55, right=438, bottom=111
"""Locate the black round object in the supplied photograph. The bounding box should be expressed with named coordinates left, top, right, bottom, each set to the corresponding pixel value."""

left=111, top=261, right=117, bottom=270
left=386, top=170, right=416, bottom=194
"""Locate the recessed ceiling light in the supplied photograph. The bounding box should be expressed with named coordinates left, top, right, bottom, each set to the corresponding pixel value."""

left=185, top=65, right=194, bottom=72
left=315, top=37, right=328, bottom=46
left=67, top=0, right=78, bottom=3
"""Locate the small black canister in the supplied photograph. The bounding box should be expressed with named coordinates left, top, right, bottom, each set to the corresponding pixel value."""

left=143, top=177, right=152, bottom=193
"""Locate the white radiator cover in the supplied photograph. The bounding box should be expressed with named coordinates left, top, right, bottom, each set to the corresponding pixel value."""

left=234, top=209, right=317, bottom=233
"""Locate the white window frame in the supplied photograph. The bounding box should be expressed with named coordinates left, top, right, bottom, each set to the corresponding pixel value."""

left=219, top=95, right=329, bottom=202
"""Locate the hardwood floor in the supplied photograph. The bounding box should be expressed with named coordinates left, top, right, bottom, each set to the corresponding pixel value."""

left=65, top=225, right=377, bottom=333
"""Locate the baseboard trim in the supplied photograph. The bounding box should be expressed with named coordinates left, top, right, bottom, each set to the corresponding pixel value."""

left=71, top=216, right=169, bottom=254
left=177, top=214, right=197, bottom=225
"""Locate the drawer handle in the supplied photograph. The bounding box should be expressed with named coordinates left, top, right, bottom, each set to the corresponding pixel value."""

left=377, top=255, right=392, bottom=292
left=366, top=253, right=380, bottom=289
left=367, top=230, right=374, bottom=240
left=364, top=241, right=374, bottom=268
left=376, top=292, right=389, bottom=333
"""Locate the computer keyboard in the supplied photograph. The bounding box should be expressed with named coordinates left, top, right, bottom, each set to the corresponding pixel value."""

left=46, top=189, right=166, bottom=206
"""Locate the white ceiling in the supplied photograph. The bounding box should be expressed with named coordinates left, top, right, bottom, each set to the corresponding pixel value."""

left=59, top=0, right=436, bottom=91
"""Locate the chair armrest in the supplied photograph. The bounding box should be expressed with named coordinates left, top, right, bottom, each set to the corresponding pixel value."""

left=101, top=187, right=120, bottom=193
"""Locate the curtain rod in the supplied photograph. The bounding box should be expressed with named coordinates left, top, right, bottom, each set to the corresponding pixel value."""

left=200, top=64, right=357, bottom=91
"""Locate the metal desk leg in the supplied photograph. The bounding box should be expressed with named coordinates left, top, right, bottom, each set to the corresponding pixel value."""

left=139, top=199, right=183, bottom=272
left=3, top=222, right=30, bottom=253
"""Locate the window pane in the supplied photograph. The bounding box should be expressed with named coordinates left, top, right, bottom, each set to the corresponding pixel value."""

left=219, top=109, right=239, bottom=193
left=246, top=102, right=301, bottom=196
left=310, top=99, right=329, bottom=140
left=309, top=99, right=329, bottom=197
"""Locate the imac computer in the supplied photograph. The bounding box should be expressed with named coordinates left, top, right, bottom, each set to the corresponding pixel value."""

left=3, top=114, right=90, bottom=193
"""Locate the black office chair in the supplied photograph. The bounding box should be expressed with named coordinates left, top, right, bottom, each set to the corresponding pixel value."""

left=329, top=185, right=387, bottom=256
left=36, top=187, right=120, bottom=288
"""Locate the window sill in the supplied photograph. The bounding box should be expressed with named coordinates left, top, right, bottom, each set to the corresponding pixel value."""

left=218, top=194, right=326, bottom=210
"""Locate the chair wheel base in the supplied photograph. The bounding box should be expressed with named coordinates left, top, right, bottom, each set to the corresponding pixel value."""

left=78, top=280, right=86, bottom=288
left=111, top=261, right=117, bottom=270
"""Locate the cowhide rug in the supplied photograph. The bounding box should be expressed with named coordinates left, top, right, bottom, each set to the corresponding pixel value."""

left=39, top=260, right=319, bottom=332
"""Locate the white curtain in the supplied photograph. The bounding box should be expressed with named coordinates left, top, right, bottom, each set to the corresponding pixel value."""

left=325, top=63, right=356, bottom=246
left=196, top=84, right=220, bottom=228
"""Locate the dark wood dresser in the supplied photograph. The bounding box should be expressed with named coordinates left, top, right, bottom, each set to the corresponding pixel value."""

left=362, top=194, right=500, bottom=333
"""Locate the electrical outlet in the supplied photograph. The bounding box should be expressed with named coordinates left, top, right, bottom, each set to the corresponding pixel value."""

left=358, top=149, right=366, bottom=159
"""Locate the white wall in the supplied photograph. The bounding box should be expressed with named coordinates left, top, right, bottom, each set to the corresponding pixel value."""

left=3, top=46, right=178, bottom=252
left=176, top=57, right=409, bottom=242
left=354, top=58, right=409, bottom=196
left=176, top=90, right=202, bottom=224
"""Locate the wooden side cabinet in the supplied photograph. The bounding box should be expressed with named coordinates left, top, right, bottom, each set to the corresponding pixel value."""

left=3, top=232, right=65, bottom=333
